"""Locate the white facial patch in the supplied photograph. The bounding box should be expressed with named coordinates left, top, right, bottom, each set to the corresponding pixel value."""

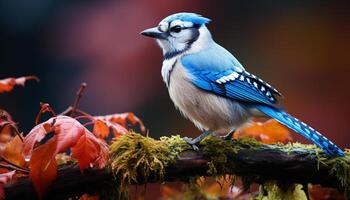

left=158, top=22, right=168, bottom=32
left=169, top=20, right=193, bottom=29
left=169, top=20, right=182, bottom=27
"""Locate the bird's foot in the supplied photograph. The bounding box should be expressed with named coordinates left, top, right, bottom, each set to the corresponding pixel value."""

left=219, top=130, right=235, bottom=141
left=182, top=131, right=211, bottom=151
left=183, top=137, right=200, bottom=151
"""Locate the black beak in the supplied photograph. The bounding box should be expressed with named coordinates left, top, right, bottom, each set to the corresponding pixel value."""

left=140, top=27, right=166, bottom=39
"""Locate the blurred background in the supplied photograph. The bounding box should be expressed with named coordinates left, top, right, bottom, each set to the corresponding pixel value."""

left=0, top=1, right=349, bottom=148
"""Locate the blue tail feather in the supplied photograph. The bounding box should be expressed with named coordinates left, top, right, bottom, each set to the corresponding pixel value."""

left=255, top=105, right=344, bottom=157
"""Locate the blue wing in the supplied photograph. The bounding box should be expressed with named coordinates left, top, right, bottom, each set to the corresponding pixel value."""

left=181, top=43, right=282, bottom=107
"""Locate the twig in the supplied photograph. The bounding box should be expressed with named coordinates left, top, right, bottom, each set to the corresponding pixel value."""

left=24, top=76, right=40, bottom=82
left=60, top=107, right=92, bottom=118
left=35, top=103, right=57, bottom=125
left=70, top=83, right=87, bottom=117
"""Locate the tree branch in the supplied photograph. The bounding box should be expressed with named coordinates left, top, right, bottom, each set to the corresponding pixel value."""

left=3, top=136, right=348, bottom=199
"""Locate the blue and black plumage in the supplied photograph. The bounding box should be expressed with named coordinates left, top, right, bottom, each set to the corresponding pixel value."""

left=141, top=12, right=344, bottom=156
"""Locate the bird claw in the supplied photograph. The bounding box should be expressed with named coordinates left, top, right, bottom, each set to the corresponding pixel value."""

left=220, top=131, right=235, bottom=141
left=183, top=137, right=200, bottom=151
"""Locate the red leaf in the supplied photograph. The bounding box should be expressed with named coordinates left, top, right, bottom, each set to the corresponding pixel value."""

left=235, top=119, right=292, bottom=144
left=0, top=170, right=15, bottom=184
left=309, top=184, right=345, bottom=200
left=23, top=116, right=108, bottom=198
left=0, top=170, right=16, bottom=200
left=22, top=122, right=51, bottom=161
left=72, top=132, right=106, bottom=171
left=29, top=139, right=57, bottom=199
left=0, top=76, right=39, bottom=93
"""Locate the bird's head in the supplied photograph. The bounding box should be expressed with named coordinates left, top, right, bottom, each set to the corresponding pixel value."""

left=141, top=13, right=212, bottom=59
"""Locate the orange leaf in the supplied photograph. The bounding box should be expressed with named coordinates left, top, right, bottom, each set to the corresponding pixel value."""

left=1, top=135, right=25, bottom=167
left=235, top=119, right=292, bottom=144
left=309, top=184, right=345, bottom=200
left=93, top=120, right=110, bottom=139
left=0, top=76, right=39, bottom=93
left=94, top=112, right=146, bottom=139
left=79, top=193, right=99, bottom=200
left=160, top=185, right=180, bottom=199
left=29, top=139, right=57, bottom=199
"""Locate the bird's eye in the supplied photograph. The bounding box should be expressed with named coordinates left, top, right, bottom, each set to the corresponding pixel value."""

left=170, top=25, right=182, bottom=33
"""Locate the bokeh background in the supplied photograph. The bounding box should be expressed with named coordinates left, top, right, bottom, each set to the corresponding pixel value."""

left=0, top=1, right=349, bottom=149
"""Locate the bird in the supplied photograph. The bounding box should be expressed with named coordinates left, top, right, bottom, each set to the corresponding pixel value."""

left=140, top=12, right=344, bottom=157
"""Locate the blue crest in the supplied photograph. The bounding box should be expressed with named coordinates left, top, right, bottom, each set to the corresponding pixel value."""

left=162, top=12, right=211, bottom=25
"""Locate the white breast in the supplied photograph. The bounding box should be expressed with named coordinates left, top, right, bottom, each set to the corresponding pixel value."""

left=162, top=59, right=252, bottom=135
left=161, top=57, right=178, bottom=87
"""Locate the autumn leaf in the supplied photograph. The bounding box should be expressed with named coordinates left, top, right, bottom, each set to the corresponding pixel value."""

left=0, top=76, right=39, bottom=93
left=72, top=132, right=103, bottom=171
left=92, top=119, right=128, bottom=140
left=0, top=111, right=25, bottom=169
left=0, top=125, right=14, bottom=151
left=79, top=193, right=100, bottom=200
left=92, top=120, right=110, bottom=139
left=22, top=122, right=51, bottom=160
left=0, top=110, right=14, bottom=124
left=0, top=110, right=20, bottom=150
left=0, top=170, right=15, bottom=184
left=160, top=186, right=181, bottom=199
left=0, top=170, right=16, bottom=200
left=93, top=112, right=146, bottom=139
left=1, top=135, right=25, bottom=167
left=29, top=139, right=57, bottom=199
left=22, top=116, right=108, bottom=198
left=235, top=119, right=292, bottom=144
left=309, top=184, right=345, bottom=200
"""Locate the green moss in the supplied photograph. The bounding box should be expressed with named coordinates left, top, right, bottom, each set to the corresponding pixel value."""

left=200, top=136, right=261, bottom=177
left=321, top=149, right=350, bottom=196
left=159, top=134, right=193, bottom=162
left=279, top=145, right=350, bottom=196
left=109, top=133, right=191, bottom=199
left=108, top=133, right=350, bottom=199
left=255, top=181, right=307, bottom=200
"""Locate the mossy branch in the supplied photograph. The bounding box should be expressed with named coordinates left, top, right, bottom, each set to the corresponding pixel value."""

left=3, top=133, right=350, bottom=199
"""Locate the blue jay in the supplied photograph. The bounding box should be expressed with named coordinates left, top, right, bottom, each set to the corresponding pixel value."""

left=141, top=12, right=344, bottom=157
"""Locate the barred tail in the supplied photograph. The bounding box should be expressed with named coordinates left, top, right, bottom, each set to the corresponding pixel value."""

left=255, top=105, right=344, bottom=157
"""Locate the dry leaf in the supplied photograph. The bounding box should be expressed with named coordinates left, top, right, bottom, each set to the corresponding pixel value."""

left=0, top=76, right=39, bottom=93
